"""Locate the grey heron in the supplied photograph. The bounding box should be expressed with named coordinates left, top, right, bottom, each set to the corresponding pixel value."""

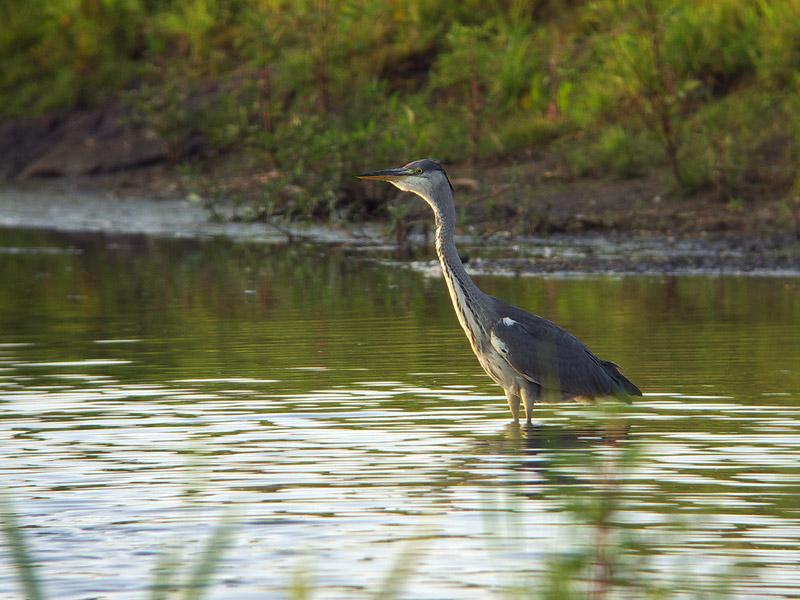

left=359, top=158, right=641, bottom=425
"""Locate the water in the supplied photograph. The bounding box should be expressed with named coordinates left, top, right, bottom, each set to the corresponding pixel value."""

left=1, top=228, right=799, bottom=598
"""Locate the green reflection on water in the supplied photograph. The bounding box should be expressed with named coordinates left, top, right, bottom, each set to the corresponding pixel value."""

left=1, top=229, right=798, bottom=398
left=2, top=227, right=800, bottom=598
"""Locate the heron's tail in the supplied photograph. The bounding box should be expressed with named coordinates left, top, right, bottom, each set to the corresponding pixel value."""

left=601, top=360, right=642, bottom=397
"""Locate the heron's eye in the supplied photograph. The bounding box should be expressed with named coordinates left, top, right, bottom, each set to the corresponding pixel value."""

left=414, top=168, right=423, bottom=175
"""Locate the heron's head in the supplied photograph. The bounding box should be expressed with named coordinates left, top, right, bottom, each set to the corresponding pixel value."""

left=358, top=158, right=454, bottom=208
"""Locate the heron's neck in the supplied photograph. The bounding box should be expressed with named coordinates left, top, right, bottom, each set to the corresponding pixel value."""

left=425, top=190, right=490, bottom=340
left=433, top=204, right=475, bottom=293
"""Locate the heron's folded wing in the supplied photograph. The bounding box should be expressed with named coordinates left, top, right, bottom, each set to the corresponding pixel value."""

left=490, top=315, right=622, bottom=396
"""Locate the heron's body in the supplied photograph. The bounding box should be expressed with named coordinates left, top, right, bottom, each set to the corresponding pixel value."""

left=359, top=159, right=641, bottom=424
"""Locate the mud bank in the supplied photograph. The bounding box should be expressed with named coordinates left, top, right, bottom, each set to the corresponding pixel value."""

left=402, top=233, right=800, bottom=277
left=0, top=185, right=383, bottom=245
left=1, top=185, right=798, bottom=276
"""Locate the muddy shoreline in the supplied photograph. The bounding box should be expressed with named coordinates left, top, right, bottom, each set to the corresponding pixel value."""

left=405, top=232, right=800, bottom=277
left=0, top=184, right=384, bottom=245
left=1, top=184, right=798, bottom=277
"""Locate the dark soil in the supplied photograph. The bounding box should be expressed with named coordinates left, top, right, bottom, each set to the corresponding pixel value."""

left=451, top=233, right=800, bottom=276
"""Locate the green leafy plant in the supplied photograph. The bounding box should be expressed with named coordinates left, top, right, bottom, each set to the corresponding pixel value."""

left=2, top=0, right=799, bottom=216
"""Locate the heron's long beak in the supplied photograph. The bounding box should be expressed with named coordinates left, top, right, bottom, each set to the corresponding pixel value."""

left=357, top=167, right=410, bottom=181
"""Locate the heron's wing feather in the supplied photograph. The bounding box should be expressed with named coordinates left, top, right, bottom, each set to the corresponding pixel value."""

left=490, top=307, right=640, bottom=397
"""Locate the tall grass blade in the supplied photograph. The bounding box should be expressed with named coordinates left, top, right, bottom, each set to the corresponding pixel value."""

left=287, top=562, right=313, bottom=600
left=148, top=549, right=183, bottom=600
left=0, top=493, right=44, bottom=600
left=178, top=515, right=236, bottom=600
left=371, top=538, right=426, bottom=600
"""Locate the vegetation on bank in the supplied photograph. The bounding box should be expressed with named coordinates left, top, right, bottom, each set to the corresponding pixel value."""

left=2, top=0, right=800, bottom=220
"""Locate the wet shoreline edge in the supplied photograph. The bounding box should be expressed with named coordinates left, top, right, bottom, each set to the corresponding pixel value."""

left=1, top=185, right=798, bottom=277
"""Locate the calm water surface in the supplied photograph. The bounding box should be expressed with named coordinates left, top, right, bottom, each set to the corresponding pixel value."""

left=1, top=229, right=799, bottom=598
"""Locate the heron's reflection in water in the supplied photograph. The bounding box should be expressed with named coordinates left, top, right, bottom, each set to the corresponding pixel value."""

left=408, top=419, right=634, bottom=504
left=503, top=422, right=628, bottom=452
left=470, top=422, right=637, bottom=597
left=489, top=420, right=628, bottom=456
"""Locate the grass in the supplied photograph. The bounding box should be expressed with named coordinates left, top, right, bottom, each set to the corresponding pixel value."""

left=0, top=494, right=43, bottom=600
left=1, top=406, right=752, bottom=599
left=148, top=516, right=235, bottom=600
left=0, top=492, right=235, bottom=600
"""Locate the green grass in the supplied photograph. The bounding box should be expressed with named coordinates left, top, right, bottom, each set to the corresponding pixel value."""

left=0, top=494, right=43, bottom=600
left=1, top=492, right=235, bottom=600
left=1, top=408, right=752, bottom=599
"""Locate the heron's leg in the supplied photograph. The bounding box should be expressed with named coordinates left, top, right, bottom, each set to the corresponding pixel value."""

left=505, top=390, right=521, bottom=424
left=521, top=387, right=536, bottom=426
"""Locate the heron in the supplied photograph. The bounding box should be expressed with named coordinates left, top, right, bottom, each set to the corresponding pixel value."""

left=359, top=158, right=641, bottom=425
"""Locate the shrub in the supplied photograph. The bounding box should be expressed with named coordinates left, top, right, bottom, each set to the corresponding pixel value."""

left=2, top=0, right=800, bottom=213
left=595, top=126, right=660, bottom=179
